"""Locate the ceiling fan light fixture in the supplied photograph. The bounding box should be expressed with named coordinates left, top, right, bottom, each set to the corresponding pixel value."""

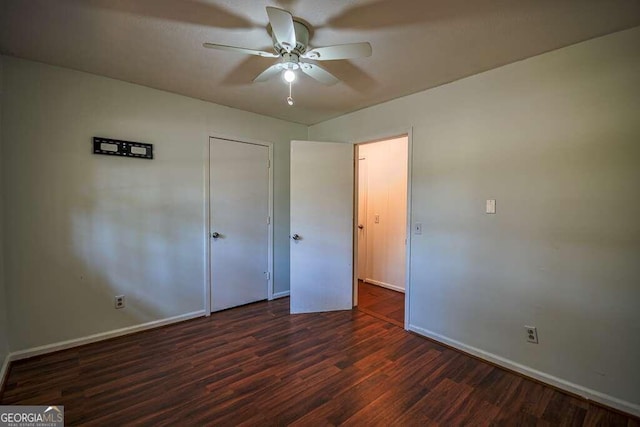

left=283, top=69, right=296, bottom=83
left=203, top=6, right=372, bottom=102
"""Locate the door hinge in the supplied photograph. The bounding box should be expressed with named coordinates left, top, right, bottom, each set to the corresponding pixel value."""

left=265, top=271, right=271, bottom=280
left=267, top=216, right=271, bottom=224
left=267, top=159, right=271, bottom=168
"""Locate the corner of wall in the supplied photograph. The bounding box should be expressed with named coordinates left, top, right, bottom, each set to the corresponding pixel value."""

left=0, top=54, right=12, bottom=388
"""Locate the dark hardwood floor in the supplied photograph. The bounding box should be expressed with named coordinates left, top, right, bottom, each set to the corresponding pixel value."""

left=2, top=298, right=637, bottom=426
left=357, top=280, right=404, bottom=327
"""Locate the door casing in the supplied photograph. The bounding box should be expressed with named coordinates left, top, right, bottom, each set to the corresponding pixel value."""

left=353, top=128, right=413, bottom=329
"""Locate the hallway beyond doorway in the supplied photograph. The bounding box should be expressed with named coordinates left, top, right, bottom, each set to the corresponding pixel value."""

left=357, top=281, right=404, bottom=327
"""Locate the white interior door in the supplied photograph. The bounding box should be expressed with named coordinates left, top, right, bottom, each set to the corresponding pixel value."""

left=210, top=138, right=269, bottom=311
left=290, top=140, right=354, bottom=314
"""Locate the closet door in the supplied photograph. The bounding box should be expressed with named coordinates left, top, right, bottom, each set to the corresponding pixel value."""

left=210, top=138, right=269, bottom=311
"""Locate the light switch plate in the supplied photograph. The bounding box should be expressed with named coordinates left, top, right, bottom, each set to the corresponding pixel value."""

left=486, top=199, right=496, bottom=214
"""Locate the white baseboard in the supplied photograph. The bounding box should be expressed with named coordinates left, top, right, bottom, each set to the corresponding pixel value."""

left=272, top=290, right=290, bottom=299
left=365, top=278, right=405, bottom=293
left=9, top=310, right=206, bottom=362
left=408, top=324, right=640, bottom=418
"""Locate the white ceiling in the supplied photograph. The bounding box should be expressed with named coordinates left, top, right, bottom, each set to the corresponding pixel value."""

left=1, top=0, right=639, bottom=125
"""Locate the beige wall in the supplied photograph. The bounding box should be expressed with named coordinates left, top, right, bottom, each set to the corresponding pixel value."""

left=358, top=137, right=408, bottom=291
left=0, top=56, right=307, bottom=352
left=311, top=27, right=640, bottom=414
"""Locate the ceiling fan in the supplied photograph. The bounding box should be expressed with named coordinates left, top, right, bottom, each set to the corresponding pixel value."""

left=203, top=6, right=372, bottom=90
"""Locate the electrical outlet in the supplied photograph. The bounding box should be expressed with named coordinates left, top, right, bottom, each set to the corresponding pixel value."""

left=115, top=295, right=125, bottom=309
left=525, top=325, right=538, bottom=343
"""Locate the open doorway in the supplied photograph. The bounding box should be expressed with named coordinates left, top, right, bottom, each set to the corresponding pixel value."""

left=354, top=135, right=409, bottom=327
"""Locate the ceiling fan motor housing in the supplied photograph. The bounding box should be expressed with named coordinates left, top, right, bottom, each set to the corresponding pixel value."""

left=280, top=53, right=300, bottom=70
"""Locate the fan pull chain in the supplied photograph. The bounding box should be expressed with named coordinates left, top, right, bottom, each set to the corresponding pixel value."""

left=287, top=81, right=294, bottom=106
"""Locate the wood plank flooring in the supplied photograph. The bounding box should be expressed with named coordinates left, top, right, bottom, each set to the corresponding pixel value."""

left=357, top=280, right=404, bottom=327
left=2, top=298, right=638, bottom=426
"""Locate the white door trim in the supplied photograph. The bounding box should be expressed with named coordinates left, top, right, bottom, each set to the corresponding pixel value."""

left=352, top=127, right=413, bottom=330
left=204, top=134, right=274, bottom=315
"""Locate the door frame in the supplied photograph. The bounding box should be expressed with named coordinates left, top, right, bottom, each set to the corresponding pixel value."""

left=353, top=127, right=413, bottom=329
left=356, top=154, right=368, bottom=283
left=204, top=134, right=274, bottom=315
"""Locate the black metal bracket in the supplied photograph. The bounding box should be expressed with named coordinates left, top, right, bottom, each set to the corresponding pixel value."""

left=93, top=137, right=153, bottom=159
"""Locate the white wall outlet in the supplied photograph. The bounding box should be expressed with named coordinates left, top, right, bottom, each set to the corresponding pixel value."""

left=525, top=325, right=538, bottom=343
left=115, top=295, right=125, bottom=309
left=414, top=223, right=423, bottom=235
left=486, top=199, right=496, bottom=214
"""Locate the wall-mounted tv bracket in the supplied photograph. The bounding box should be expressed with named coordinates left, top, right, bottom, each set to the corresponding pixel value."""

left=93, top=137, right=153, bottom=159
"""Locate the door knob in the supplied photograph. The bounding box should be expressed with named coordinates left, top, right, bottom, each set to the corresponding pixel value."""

left=358, top=224, right=364, bottom=229
left=291, top=234, right=301, bottom=241
left=211, top=232, right=221, bottom=239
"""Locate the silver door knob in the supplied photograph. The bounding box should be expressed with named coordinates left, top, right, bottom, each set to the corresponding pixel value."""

left=291, top=234, right=301, bottom=241
left=211, top=232, right=220, bottom=239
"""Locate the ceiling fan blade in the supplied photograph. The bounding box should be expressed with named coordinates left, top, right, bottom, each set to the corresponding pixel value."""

left=203, top=43, right=278, bottom=58
left=253, top=64, right=283, bottom=83
left=266, top=7, right=297, bottom=52
left=302, top=42, right=372, bottom=61
left=299, top=62, right=339, bottom=86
